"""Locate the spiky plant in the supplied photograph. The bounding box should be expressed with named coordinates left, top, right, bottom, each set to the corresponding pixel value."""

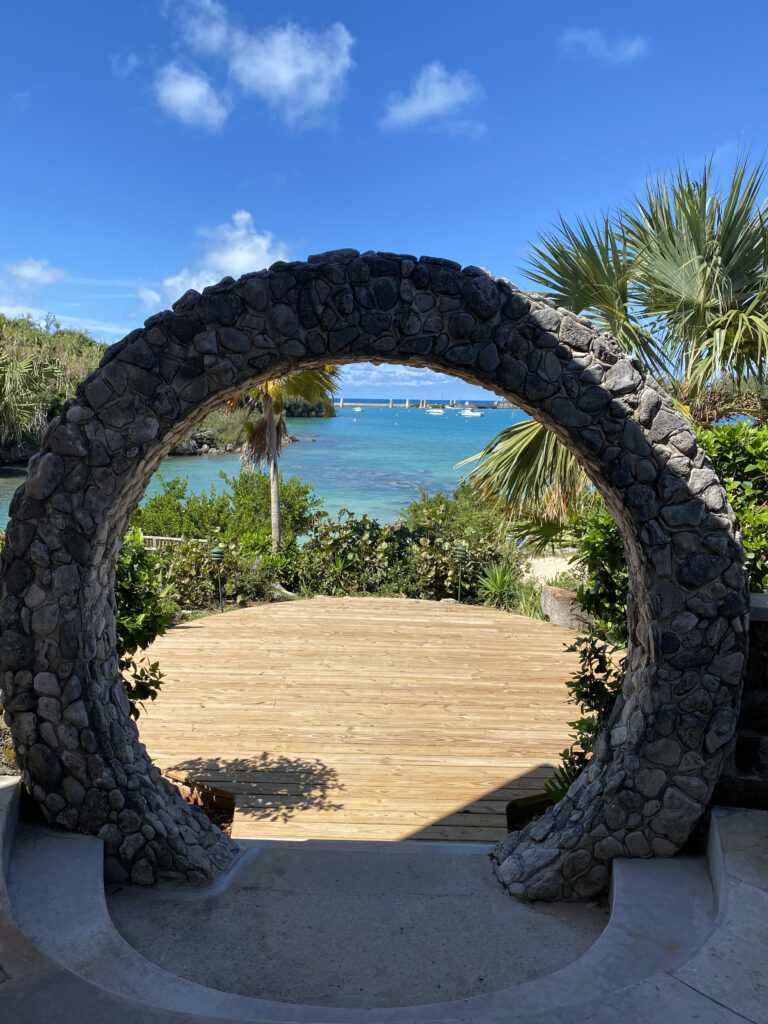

left=465, top=155, right=768, bottom=535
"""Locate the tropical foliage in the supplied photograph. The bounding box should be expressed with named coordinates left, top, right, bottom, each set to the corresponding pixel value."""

left=132, top=470, right=321, bottom=552
left=468, top=157, right=768, bottom=524
left=126, top=477, right=534, bottom=611
left=234, top=367, right=340, bottom=551
left=155, top=539, right=286, bottom=611
left=544, top=634, right=625, bottom=802
left=697, top=422, right=768, bottom=592
left=282, top=485, right=526, bottom=604
left=0, top=314, right=104, bottom=449
left=114, top=527, right=176, bottom=718
left=477, top=561, right=528, bottom=610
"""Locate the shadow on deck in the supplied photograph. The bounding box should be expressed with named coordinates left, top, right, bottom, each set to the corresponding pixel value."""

left=162, top=754, right=555, bottom=843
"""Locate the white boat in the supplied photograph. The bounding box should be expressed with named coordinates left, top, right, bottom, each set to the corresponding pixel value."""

left=426, top=407, right=445, bottom=415
left=459, top=406, right=484, bottom=417
left=353, top=406, right=362, bottom=412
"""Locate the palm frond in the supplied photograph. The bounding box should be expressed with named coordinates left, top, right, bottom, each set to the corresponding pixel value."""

left=508, top=516, right=579, bottom=555
left=624, top=155, right=768, bottom=389
left=241, top=414, right=271, bottom=469
left=460, top=419, right=589, bottom=524
left=284, top=365, right=341, bottom=404
left=525, top=213, right=668, bottom=377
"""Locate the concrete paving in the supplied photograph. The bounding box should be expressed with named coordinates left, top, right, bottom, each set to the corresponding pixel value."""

left=107, top=841, right=607, bottom=1007
left=1, top=775, right=767, bottom=1022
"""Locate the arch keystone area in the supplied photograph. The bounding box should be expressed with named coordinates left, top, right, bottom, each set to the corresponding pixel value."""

left=0, top=249, right=749, bottom=896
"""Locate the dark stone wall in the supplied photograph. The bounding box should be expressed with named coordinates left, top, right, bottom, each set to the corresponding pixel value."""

left=714, top=598, right=768, bottom=808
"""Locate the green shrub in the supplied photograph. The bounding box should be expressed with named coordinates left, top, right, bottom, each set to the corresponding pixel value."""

left=512, top=576, right=544, bottom=619
left=399, top=484, right=524, bottom=602
left=114, top=527, right=177, bottom=718
left=571, top=501, right=629, bottom=645
left=132, top=476, right=230, bottom=540
left=155, top=539, right=282, bottom=611
left=477, top=561, right=526, bottom=610
left=295, top=485, right=529, bottom=604
left=295, top=513, right=416, bottom=596
left=545, top=568, right=584, bottom=590
left=544, top=633, right=625, bottom=801
left=402, top=482, right=503, bottom=544
left=133, top=469, right=321, bottom=553
left=697, top=421, right=768, bottom=592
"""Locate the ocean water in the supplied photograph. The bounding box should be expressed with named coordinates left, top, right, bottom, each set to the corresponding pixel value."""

left=0, top=404, right=527, bottom=529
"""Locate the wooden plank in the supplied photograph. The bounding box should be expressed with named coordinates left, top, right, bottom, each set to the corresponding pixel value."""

left=139, top=597, right=578, bottom=842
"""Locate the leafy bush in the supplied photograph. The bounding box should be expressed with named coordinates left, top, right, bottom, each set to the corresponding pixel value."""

left=399, top=485, right=526, bottom=601
left=544, top=633, right=625, bottom=801
left=545, top=568, right=584, bottom=590
left=401, top=482, right=503, bottom=545
left=132, top=476, right=230, bottom=540
left=296, top=485, right=529, bottom=604
left=114, top=527, right=177, bottom=718
left=697, top=421, right=768, bottom=592
left=294, top=513, right=416, bottom=596
left=514, top=577, right=545, bottom=619
left=133, top=470, right=321, bottom=553
left=155, top=539, right=282, bottom=611
left=571, top=501, right=629, bottom=645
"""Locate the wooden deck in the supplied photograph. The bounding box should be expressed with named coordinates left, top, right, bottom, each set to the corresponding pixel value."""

left=138, top=597, right=580, bottom=843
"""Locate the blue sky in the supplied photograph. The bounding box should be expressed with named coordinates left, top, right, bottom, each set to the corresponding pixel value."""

left=1, top=0, right=765, bottom=399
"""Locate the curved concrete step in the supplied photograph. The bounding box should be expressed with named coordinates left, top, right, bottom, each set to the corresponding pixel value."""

left=0, top=777, right=19, bottom=911
left=5, top=815, right=719, bottom=1023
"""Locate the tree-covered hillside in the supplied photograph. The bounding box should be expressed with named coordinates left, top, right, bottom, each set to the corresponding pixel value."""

left=0, top=313, right=105, bottom=461
left=0, top=313, right=335, bottom=465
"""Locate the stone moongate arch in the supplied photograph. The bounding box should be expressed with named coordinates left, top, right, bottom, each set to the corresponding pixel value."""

left=0, top=249, right=750, bottom=898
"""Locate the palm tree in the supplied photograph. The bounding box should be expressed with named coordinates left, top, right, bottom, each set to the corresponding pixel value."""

left=0, top=347, right=61, bottom=446
left=235, top=367, right=340, bottom=551
left=466, top=156, right=768, bottom=532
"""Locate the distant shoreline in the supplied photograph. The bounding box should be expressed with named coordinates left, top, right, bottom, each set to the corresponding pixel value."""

left=336, top=400, right=513, bottom=410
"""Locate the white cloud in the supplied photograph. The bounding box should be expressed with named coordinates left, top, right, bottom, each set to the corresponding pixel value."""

left=155, top=62, right=229, bottom=130
left=228, top=22, right=354, bottom=124
left=160, top=3, right=355, bottom=127
left=4, top=258, right=66, bottom=288
left=163, top=0, right=231, bottom=55
left=137, top=286, right=162, bottom=311
left=339, top=364, right=495, bottom=400
left=558, top=28, right=647, bottom=63
left=109, top=51, right=139, bottom=78
left=381, top=62, right=482, bottom=131
left=343, top=365, right=441, bottom=388
left=161, top=210, right=290, bottom=300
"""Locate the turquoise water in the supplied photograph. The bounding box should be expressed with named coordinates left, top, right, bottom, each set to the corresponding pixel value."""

left=0, top=405, right=526, bottom=528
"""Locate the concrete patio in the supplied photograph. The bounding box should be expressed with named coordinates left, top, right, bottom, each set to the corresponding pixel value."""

left=1, top=775, right=767, bottom=1022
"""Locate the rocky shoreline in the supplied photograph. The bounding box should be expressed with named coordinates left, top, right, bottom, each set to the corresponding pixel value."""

left=0, top=432, right=299, bottom=465
left=168, top=436, right=242, bottom=457
left=168, top=427, right=298, bottom=458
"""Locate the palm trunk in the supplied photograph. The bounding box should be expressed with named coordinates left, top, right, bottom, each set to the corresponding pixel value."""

left=264, top=393, right=281, bottom=552
left=269, top=453, right=281, bottom=552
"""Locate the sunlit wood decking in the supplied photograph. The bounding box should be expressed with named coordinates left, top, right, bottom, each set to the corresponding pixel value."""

left=138, top=597, right=580, bottom=843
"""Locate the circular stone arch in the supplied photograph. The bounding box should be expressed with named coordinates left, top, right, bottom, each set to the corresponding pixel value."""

left=0, top=249, right=749, bottom=897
